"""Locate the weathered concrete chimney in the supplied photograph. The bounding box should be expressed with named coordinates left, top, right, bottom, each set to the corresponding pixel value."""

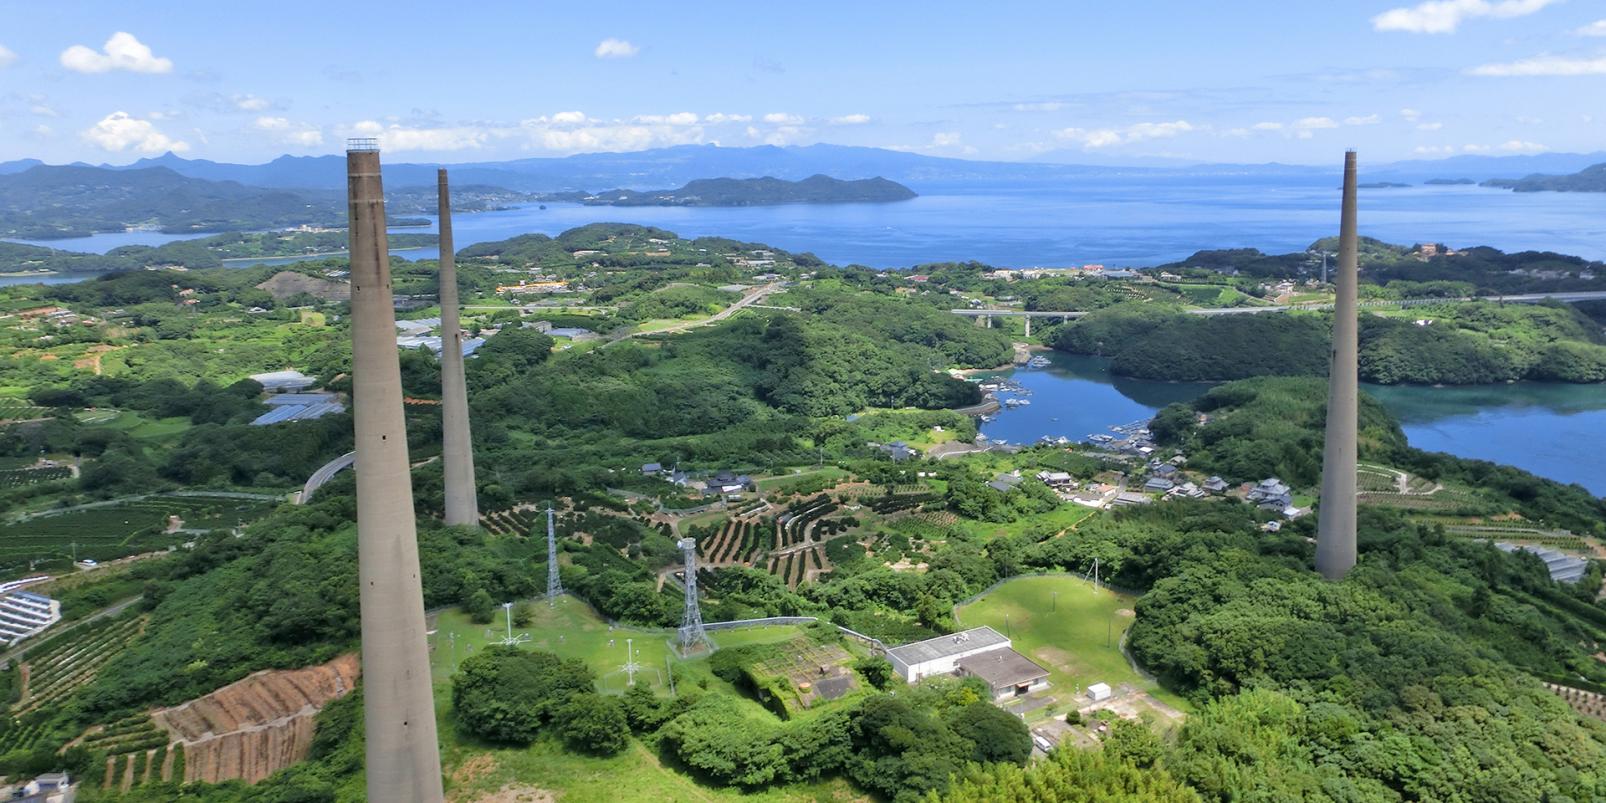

left=345, top=138, right=445, bottom=802
left=1316, top=150, right=1360, bottom=581
left=436, top=169, right=479, bottom=527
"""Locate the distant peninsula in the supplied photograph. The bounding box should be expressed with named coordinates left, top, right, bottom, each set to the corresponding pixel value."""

left=1481, top=162, right=1606, bottom=193
left=1358, top=182, right=1410, bottom=189
left=566, top=174, right=918, bottom=207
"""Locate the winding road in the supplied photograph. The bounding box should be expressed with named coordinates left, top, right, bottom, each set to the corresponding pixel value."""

left=298, top=451, right=355, bottom=505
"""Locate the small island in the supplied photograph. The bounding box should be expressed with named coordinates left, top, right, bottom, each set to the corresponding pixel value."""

left=572, top=174, right=918, bottom=207
left=1425, top=178, right=1476, bottom=185
left=1482, top=162, right=1606, bottom=193
left=1358, top=181, right=1411, bottom=189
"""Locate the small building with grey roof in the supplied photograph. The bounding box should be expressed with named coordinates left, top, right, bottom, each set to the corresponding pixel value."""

left=885, top=626, right=1051, bottom=698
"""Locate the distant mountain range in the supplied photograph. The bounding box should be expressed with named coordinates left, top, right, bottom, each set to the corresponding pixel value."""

left=14, top=143, right=1595, bottom=190
left=1480, top=162, right=1606, bottom=193
left=5, top=143, right=1605, bottom=242
left=0, top=165, right=343, bottom=240
left=572, top=175, right=916, bottom=206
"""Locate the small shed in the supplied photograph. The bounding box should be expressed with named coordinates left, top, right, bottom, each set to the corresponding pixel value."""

left=1087, top=682, right=1113, bottom=702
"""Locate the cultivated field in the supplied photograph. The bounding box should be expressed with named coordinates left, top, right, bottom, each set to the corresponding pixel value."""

left=0, top=494, right=274, bottom=568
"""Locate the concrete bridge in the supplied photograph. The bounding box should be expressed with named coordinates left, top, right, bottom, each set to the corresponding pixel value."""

left=952, top=290, right=1606, bottom=334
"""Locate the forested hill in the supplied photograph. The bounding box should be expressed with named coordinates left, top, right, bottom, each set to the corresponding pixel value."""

left=1049, top=302, right=1606, bottom=384
left=0, top=230, right=437, bottom=274
left=0, top=165, right=345, bottom=240
left=0, top=165, right=496, bottom=241
left=1163, top=239, right=1606, bottom=293
left=1484, top=162, right=1606, bottom=193
left=576, top=174, right=917, bottom=206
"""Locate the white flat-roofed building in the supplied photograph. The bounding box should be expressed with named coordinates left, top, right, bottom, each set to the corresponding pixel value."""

left=886, top=626, right=1012, bottom=683
left=249, top=370, right=316, bottom=394
left=0, top=578, right=60, bottom=647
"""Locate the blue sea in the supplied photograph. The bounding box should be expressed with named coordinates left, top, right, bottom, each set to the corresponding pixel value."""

left=9, top=175, right=1606, bottom=274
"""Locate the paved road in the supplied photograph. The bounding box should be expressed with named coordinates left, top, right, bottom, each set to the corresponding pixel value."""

left=299, top=451, right=356, bottom=505
left=601, top=282, right=785, bottom=348
left=951, top=289, right=1606, bottom=320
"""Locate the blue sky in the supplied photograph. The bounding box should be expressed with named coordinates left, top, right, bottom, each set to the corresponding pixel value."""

left=1, top=0, right=1603, bottom=165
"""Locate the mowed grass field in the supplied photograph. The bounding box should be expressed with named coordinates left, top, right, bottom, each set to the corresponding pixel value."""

left=428, top=599, right=860, bottom=803
left=427, top=595, right=803, bottom=696
left=955, top=574, right=1186, bottom=709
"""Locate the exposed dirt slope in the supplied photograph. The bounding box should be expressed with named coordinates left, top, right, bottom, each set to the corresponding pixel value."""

left=151, top=653, right=358, bottom=785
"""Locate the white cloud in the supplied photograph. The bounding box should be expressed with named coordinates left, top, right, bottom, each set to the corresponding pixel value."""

left=931, top=131, right=963, bottom=147
left=30, top=103, right=58, bottom=118
left=1414, top=145, right=1457, bottom=155
left=1054, top=119, right=1194, bottom=149
left=1294, top=116, right=1339, bottom=130
left=1468, top=54, right=1606, bottom=76
left=1576, top=19, right=1606, bottom=36
left=703, top=113, right=751, bottom=124
left=632, top=112, right=699, bottom=126
left=1251, top=121, right=1284, bottom=130
left=81, top=111, right=189, bottom=153
left=0, top=45, right=16, bottom=68
left=285, top=129, right=324, bottom=147
left=1417, top=121, right=1444, bottom=130
left=1127, top=120, right=1194, bottom=138
left=519, top=117, right=709, bottom=153
left=829, top=113, right=872, bottom=125
left=763, top=112, right=803, bottom=125
left=549, top=111, right=589, bottom=125
left=1499, top=139, right=1548, bottom=152
left=61, top=32, right=173, bottom=74
left=1344, top=114, right=1381, bottom=125
left=1399, top=108, right=1422, bottom=121
left=1012, top=101, right=1066, bottom=112
left=234, top=94, right=270, bottom=112
left=1372, top=0, right=1557, bottom=34
left=594, top=38, right=639, bottom=59
left=353, top=120, right=488, bottom=152
left=254, top=116, right=290, bottom=130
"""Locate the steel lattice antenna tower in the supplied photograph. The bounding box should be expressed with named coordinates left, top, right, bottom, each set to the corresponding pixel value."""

left=344, top=138, right=445, bottom=803
left=1316, top=150, right=1361, bottom=581
left=677, top=537, right=710, bottom=651
left=545, top=506, right=563, bottom=604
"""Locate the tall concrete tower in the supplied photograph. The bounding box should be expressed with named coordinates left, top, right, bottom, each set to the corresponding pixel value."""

left=345, top=138, right=446, bottom=803
left=1316, top=150, right=1360, bottom=581
left=436, top=169, right=479, bottom=527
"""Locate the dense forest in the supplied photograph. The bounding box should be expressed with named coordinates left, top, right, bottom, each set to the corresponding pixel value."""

left=1049, top=302, right=1606, bottom=384
left=2, top=223, right=1603, bottom=802
left=1162, top=239, right=1606, bottom=294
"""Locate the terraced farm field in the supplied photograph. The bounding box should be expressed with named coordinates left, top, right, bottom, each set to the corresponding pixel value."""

left=0, top=494, right=275, bottom=566
left=11, top=614, right=148, bottom=726
left=0, top=465, right=72, bottom=488
left=0, top=399, right=47, bottom=421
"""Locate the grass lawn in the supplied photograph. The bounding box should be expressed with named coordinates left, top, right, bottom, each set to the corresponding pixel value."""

left=755, top=466, right=850, bottom=495
left=82, top=410, right=193, bottom=441
left=429, top=600, right=861, bottom=802
left=949, top=505, right=1099, bottom=541
left=427, top=596, right=802, bottom=696
left=954, top=574, right=1187, bottom=710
